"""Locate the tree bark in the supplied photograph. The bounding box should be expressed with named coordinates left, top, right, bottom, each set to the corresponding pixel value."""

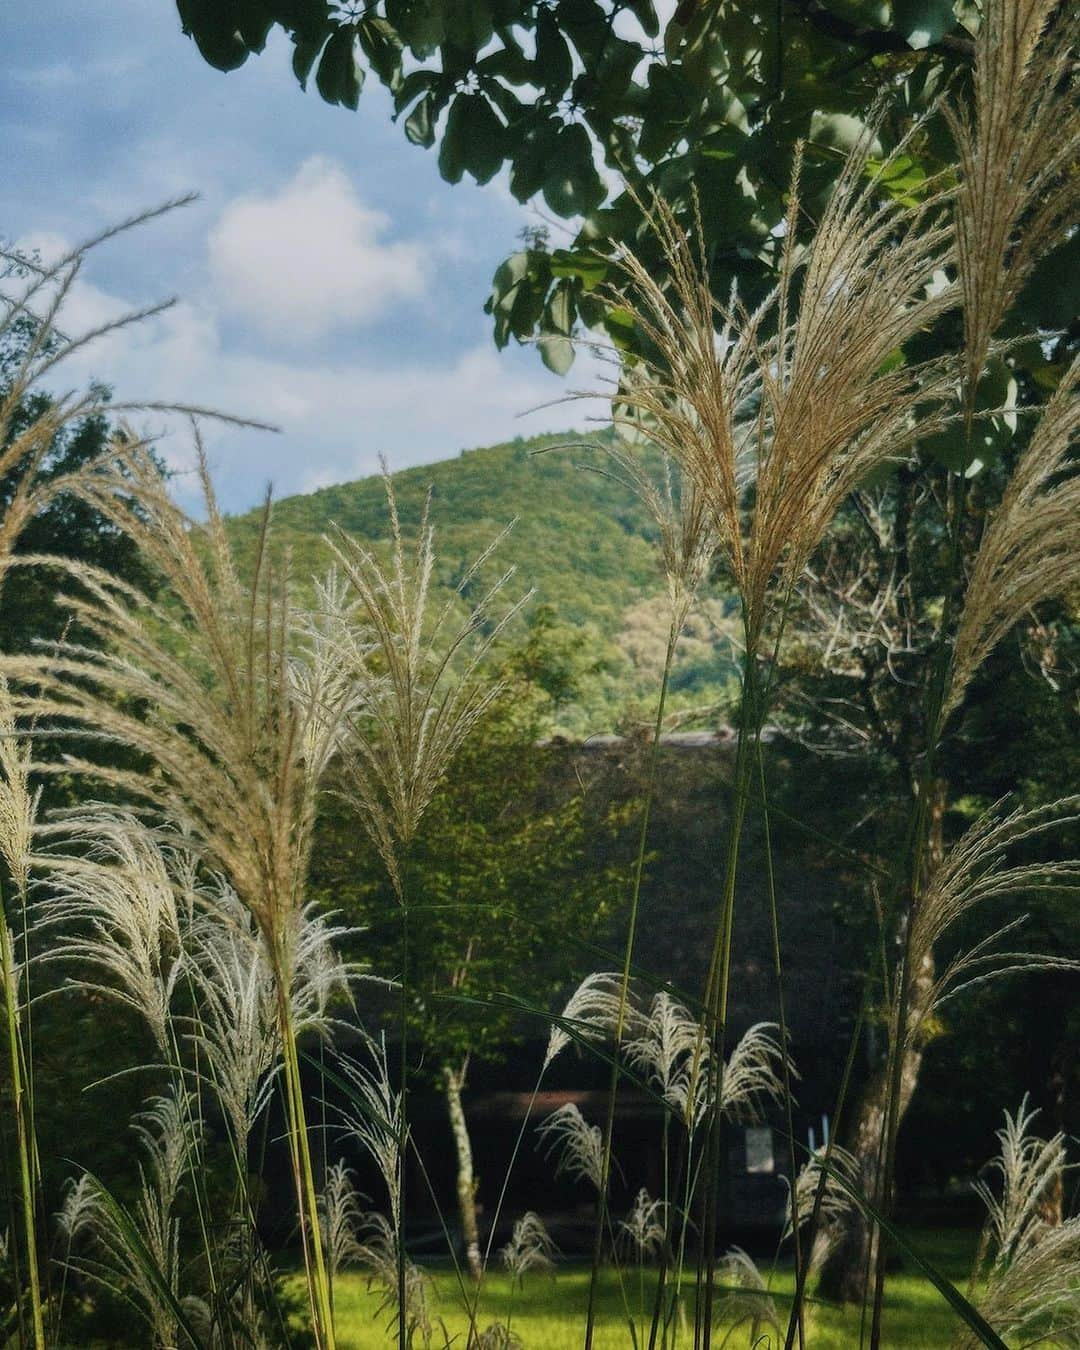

left=444, top=1062, right=483, bottom=1282
left=815, top=948, right=935, bottom=1302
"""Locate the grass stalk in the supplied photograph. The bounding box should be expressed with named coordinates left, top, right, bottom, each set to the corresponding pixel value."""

left=0, top=869, right=45, bottom=1350
left=276, top=977, right=336, bottom=1350
left=584, top=622, right=677, bottom=1350
left=754, top=745, right=805, bottom=1350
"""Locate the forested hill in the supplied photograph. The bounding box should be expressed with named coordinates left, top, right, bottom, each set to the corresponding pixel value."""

left=226, top=430, right=738, bottom=734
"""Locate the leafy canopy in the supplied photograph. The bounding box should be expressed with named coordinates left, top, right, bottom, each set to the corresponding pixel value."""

left=170, top=0, right=1033, bottom=368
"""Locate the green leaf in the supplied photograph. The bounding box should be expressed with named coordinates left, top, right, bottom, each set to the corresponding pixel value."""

left=291, top=34, right=324, bottom=89
left=535, top=6, right=573, bottom=96
left=542, top=123, right=605, bottom=217
left=538, top=333, right=575, bottom=374
left=550, top=248, right=609, bottom=290
left=509, top=116, right=561, bottom=201
left=357, top=17, right=403, bottom=91
left=603, top=305, right=636, bottom=349
left=81, top=1173, right=206, bottom=1348
left=315, top=29, right=364, bottom=109
left=404, top=91, right=437, bottom=147
left=438, top=93, right=506, bottom=184
left=177, top=0, right=252, bottom=71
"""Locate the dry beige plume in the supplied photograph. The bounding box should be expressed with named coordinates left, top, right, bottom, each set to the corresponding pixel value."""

left=946, top=355, right=1080, bottom=718
left=906, top=795, right=1080, bottom=1044
left=326, top=469, right=530, bottom=898
left=0, top=201, right=268, bottom=578
left=944, top=0, right=1080, bottom=417
left=0, top=442, right=348, bottom=994
left=606, top=120, right=958, bottom=653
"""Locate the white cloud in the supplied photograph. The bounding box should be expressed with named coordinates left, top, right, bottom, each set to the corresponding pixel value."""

left=18, top=252, right=608, bottom=514
left=207, top=157, right=425, bottom=342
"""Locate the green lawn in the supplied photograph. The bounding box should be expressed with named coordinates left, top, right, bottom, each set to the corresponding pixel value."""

left=323, top=1228, right=980, bottom=1348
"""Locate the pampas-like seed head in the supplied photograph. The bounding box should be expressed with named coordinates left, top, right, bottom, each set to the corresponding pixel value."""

left=536, top=1102, right=605, bottom=1191
left=499, top=1211, right=558, bottom=1282
left=544, top=971, right=633, bottom=1069
left=326, top=468, right=531, bottom=898
left=604, top=121, right=959, bottom=652
left=944, top=0, right=1080, bottom=417
left=961, top=1098, right=1080, bottom=1349
left=946, top=356, right=1080, bottom=719
left=906, top=795, right=1080, bottom=1041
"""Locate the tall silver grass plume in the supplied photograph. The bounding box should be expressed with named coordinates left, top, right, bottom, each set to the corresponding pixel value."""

left=184, top=882, right=355, bottom=1156
left=544, top=971, right=634, bottom=1069
left=0, top=442, right=346, bottom=997
left=783, top=1144, right=860, bottom=1274
left=0, top=677, right=40, bottom=899
left=625, top=991, right=710, bottom=1129
left=602, top=117, right=958, bottom=652
left=712, top=1246, right=780, bottom=1346
left=946, top=355, right=1080, bottom=719
left=943, top=0, right=1080, bottom=416
left=353, top=1209, right=442, bottom=1349
left=960, top=1097, right=1080, bottom=1349
left=325, top=465, right=532, bottom=897
left=32, top=808, right=186, bottom=1053
left=0, top=199, right=236, bottom=574
left=719, top=1021, right=791, bottom=1122
left=337, top=1034, right=404, bottom=1237
left=54, top=1174, right=98, bottom=1246
left=906, top=795, right=1080, bottom=1038
left=536, top=1102, right=605, bottom=1191
left=619, top=1188, right=666, bottom=1262
left=318, top=1161, right=366, bottom=1283
left=72, top=1084, right=200, bottom=1348
left=499, top=1211, right=558, bottom=1283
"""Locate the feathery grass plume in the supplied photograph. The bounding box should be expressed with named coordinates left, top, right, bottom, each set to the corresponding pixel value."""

left=959, top=1098, right=1080, bottom=1349
left=712, top=1247, right=780, bottom=1348
left=33, top=808, right=186, bottom=1053
left=0, top=677, right=46, bottom=1346
left=543, top=971, right=632, bottom=1070
left=945, top=356, right=1080, bottom=719
left=719, top=1021, right=790, bottom=1122
left=353, top=1209, right=442, bottom=1349
left=185, top=886, right=354, bottom=1156
left=605, top=121, right=958, bottom=654
left=0, top=444, right=347, bottom=1346
left=326, top=468, right=531, bottom=898
left=318, top=1162, right=366, bottom=1284
left=337, top=1035, right=403, bottom=1237
left=536, top=1103, right=606, bottom=1191
left=499, top=1211, right=558, bottom=1283
left=0, top=201, right=270, bottom=577
left=943, top=0, right=1080, bottom=418
left=69, top=1086, right=200, bottom=1349
left=783, top=1144, right=859, bottom=1274
left=625, top=990, right=711, bottom=1130
left=619, top=1189, right=666, bottom=1262
left=905, top=796, right=1080, bottom=1038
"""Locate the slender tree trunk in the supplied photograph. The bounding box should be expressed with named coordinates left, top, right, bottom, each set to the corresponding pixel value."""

left=815, top=948, right=934, bottom=1302
left=444, top=1062, right=482, bottom=1282
left=817, top=781, right=945, bottom=1303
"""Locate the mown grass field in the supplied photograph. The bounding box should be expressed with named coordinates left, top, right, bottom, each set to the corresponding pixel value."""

left=320, top=1228, right=979, bottom=1348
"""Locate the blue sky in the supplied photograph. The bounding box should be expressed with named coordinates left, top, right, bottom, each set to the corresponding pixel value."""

left=3, top=0, right=601, bottom=511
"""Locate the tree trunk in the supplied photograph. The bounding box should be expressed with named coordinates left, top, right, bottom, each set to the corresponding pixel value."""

left=444, top=1062, right=483, bottom=1281
left=817, top=781, right=945, bottom=1303
left=815, top=947, right=934, bottom=1302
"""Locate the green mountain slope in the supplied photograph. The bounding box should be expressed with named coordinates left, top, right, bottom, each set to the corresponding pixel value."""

left=228, top=431, right=737, bottom=733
